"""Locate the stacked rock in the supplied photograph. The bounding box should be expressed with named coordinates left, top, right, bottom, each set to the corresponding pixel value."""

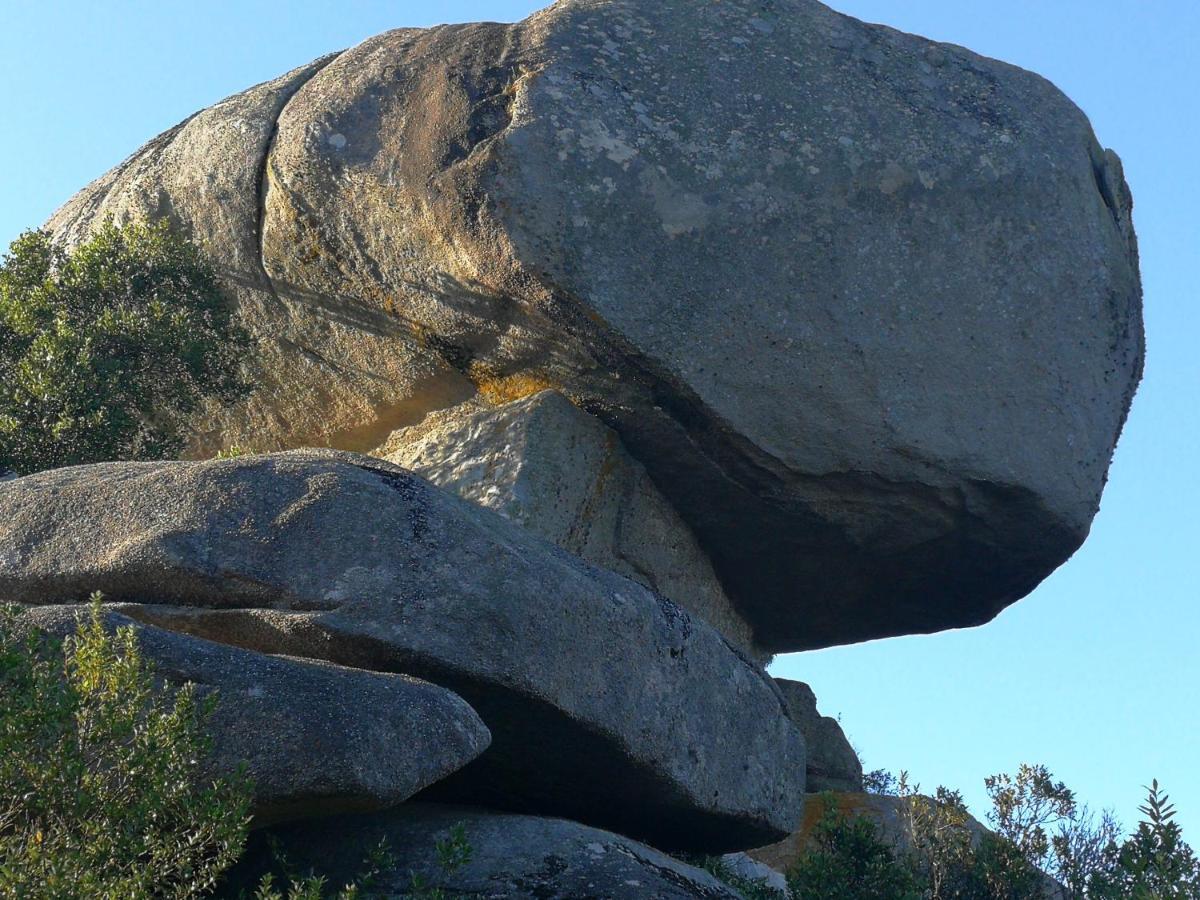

left=6, top=0, right=1141, bottom=895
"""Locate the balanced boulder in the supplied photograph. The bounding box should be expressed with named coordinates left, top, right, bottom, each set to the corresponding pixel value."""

left=46, top=0, right=1143, bottom=652
left=0, top=452, right=803, bottom=851
left=20, top=605, right=490, bottom=826
left=379, top=390, right=761, bottom=661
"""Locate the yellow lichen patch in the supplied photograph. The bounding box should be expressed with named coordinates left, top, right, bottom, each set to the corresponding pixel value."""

left=471, top=367, right=558, bottom=406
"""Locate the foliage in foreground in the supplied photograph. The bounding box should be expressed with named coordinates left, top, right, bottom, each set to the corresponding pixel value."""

left=688, top=854, right=788, bottom=900
left=0, top=220, right=248, bottom=475
left=247, top=825, right=473, bottom=900
left=787, top=799, right=922, bottom=899
left=0, top=591, right=479, bottom=899
left=0, top=598, right=251, bottom=898
left=839, top=764, right=1200, bottom=899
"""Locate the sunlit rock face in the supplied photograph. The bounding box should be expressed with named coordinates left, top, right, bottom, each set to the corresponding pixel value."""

left=47, top=0, right=1143, bottom=652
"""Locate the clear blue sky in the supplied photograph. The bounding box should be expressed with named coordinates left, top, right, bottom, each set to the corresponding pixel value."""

left=2, top=1, right=1196, bottom=839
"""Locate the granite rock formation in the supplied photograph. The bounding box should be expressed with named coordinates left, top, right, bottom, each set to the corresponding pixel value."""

left=0, top=451, right=803, bottom=851
left=380, top=390, right=762, bottom=661
left=21, top=605, right=490, bottom=826
left=45, top=0, right=1143, bottom=653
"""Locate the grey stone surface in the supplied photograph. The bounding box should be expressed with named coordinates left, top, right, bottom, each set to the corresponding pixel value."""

left=776, top=679, right=863, bottom=793
left=47, top=0, right=1143, bottom=652
left=0, top=451, right=803, bottom=851
left=44, top=51, right=475, bottom=458
left=379, top=390, right=762, bottom=661
left=20, top=605, right=490, bottom=826
left=225, top=804, right=747, bottom=899
left=717, top=852, right=789, bottom=895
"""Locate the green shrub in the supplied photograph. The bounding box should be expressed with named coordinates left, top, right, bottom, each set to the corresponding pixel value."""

left=244, top=825, right=472, bottom=900
left=687, top=854, right=787, bottom=899
left=0, top=220, right=249, bottom=475
left=1089, top=781, right=1200, bottom=899
left=0, top=597, right=251, bottom=898
left=250, top=836, right=397, bottom=900
left=789, top=768, right=1200, bottom=899
left=787, top=793, right=923, bottom=900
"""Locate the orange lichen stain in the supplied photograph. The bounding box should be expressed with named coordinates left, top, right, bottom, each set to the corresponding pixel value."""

left=472, top=368, right=558, bottom=406
left=749, top=793, right=882, bottom=873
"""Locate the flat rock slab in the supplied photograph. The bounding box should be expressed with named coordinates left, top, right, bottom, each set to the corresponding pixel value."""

left=48, top=0, right=1143, bottom=652
left=0, top=452, right=803, bottom=851
left=380, top=390, right=762, bottom=661
left=20, top=605, right=490, bottom=826
left=223, top=804, right=747, bottom=899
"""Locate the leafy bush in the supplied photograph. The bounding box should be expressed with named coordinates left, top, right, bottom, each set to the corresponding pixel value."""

left=864, top=767, right=901, bottom=796
left=0, top=220, right=248, bottom=474
left=1089, top=781, right=1200, bottom=899
left=986, top=764, right=1076, bottom=872
left=250, top=836, right=397, bottom=900
left=0, top=597, right=251, bottom=898
left=787, top=793, right=923, bottom=900
left=407, top=824, right=473, bottom=900
left=788, top=767, right=1200, bottom=899
left=244, top=824, right=473, bottom=900
left=688, top=854, right=787, bottom=900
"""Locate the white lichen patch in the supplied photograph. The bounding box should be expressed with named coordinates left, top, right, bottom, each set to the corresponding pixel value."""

left=578, top=120, right=639, bottom=165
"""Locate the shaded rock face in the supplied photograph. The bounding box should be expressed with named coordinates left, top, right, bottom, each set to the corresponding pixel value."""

left=776, top=679, right=863, bottom=793
left=379, top=390, right=762, bottom=661
left=21, top=605, right=490, bottom=827
left=225, top=804, right=746, bottom=899
left=46, top=0, right=1143, bottom=653
left=0, top=452, right=803, bottom=852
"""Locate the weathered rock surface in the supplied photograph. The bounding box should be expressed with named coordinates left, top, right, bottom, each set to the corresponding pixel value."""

left=776, top=679, right=862, bottom=793
left=0, top=451, right=803, bottom=851
left=47, top=0, right=1143, bottom=652
left=716, top=852, right=789, bottom=896
left=225, top=804, right=747, bottom=899
left=379, top=390, right=762, bottom=660
left=20, top=605, right=490, bottom=826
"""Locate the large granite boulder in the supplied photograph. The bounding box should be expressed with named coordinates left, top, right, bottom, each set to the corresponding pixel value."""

left=20, top=605, right=490, bottom=826
left=776, top=679, right=862, bottom=793
left=0, top=452, right=803, bottom=851
left=46, top=0, right=1143, bottom=652
left=379, top=390, right=762, bottom=661
left=224, top=804, right=747, bottom=899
